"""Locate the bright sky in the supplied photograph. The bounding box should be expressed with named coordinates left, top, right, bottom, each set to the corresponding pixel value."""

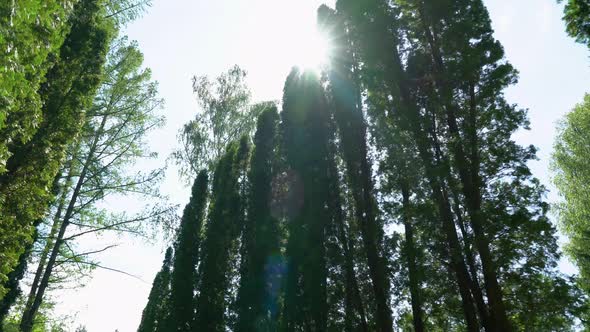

left=49, top=1, right=590, bottom=331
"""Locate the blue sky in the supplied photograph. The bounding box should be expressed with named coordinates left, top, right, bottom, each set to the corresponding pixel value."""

left=50, top=1, right=590, bottom=330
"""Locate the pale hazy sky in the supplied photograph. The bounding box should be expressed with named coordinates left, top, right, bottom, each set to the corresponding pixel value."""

left=49, top=1, right=590, bottom=331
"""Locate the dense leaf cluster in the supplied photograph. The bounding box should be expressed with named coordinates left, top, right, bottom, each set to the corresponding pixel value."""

left=553, top=94, right=590, bottom=295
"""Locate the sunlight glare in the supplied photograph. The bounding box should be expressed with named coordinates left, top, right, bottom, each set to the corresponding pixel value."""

left=295, top=28, right=332, bottom=71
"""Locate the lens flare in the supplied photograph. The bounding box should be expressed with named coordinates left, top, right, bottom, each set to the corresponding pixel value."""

left=296, top=28, right=332, bottom=71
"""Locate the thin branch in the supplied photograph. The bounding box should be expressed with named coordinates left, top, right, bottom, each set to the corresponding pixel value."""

left=105, top=2, right=142, bottom=19
left=62, top=209, right=171, bottom=241
left=55, top=244, right=119, bottom=268
left=66, top=261, right=146, bottom=282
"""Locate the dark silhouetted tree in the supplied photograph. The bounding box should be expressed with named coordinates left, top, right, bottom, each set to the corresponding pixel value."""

left=280, top=69, right=332, bottom=331
left=194, top=138, right=250, bottom=332
left=138, top=248, right=173, bottom=332
left=235, top=106, right=281, bottom=332
left=166, top=170, right=209, bottom=332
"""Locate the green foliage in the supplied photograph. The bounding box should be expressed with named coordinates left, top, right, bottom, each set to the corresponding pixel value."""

left=0, top=230, right=37, bottom=325
left=15, top=35, right=169, bottom=330
left=553, top=94, right=590, bottom=294
left=558, top=0, right=590, bottom=47
left=105, top=0, right=152, bottom=27
left=0, top=0, right=75, bottom=167
left=132, top=2, right=590, bottom=331
left=194, top=138, right=250, bottom=332
left=235, top=105, right=280, bottom=332
left=1, top=294, right=74, bottom=332
left=68, top=36, right=166, bottom=216
left=173, top=65, right=264, bottom=181
left=0, top=0, right=114, bottom=299
left=280, top=69, right=333, bottom=331
left=319, top=5, right=395, bottom=330
left=332, top=0, right=587, bottom=329
left=166, top=170, right=209, bottom=332
left=137, top=248, right=173, bottom=332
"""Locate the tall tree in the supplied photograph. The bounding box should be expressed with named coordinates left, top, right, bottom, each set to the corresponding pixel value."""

left=330, top=0, right=585, bottom=330
left=324, top=146, right=369, bottom=332
left=194, top=138, right=250, bottom=332
left=400, top=1, right=512, bottom=327
left=235, top=106, right=281, bottom=332
left=333, top=1, right=481, bottom=329
left=318, top=6, right=395, bottom=332
left=0, top=167, right=71, bottom=328
left=280, top=69, right=332, bottom=331
left=553, top=94, right=590, bottom=294
left=138, top=247, right=173, bottom=332
left=400, top=182, right=425, bottom=332
left=0, top=0, right=114, bottom=301
left=166, top=170, right=209, bottom=332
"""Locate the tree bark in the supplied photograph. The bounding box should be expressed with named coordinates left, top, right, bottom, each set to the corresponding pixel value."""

left=456, top=203, right=492, bottom=330
left=400, top=182, right=425, bottom=332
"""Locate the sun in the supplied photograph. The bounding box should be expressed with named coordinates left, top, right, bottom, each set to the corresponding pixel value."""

left=295, top=28, right=332, bottom=71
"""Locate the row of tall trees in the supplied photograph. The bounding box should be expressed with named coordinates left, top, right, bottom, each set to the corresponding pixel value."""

left=139, top=0, right=589, bottom=331
left=0, top=0, right=169, bottom=331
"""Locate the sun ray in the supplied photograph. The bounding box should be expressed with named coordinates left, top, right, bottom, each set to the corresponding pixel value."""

left=296, top=28, right=332, bottom=71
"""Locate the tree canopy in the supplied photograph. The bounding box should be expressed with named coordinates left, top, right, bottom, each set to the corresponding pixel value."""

left=553, top=94, right=590, bottom=294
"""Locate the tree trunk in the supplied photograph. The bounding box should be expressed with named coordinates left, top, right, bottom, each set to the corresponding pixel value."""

left=330, top=171, right=368, bottom=332
left=0, top=173, right=63, bottom=326
left=449, top=182, right=493, bottom=331
left=20, top=115, right=107, bottom=332
left=400, top=182, right=425, bottom=332
left=324, top=9, right=394, bottom=328
left=22, top=160, right=75, bottom=318
left=429, top=110, right=492, bottom=332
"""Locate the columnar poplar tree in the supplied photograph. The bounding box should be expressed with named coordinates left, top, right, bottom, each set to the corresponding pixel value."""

left=280, top=69, right=333, bottom=331
left=138, top=247, right=173, bottom=332
left=167, top=170, right=209, bottom=332
left=334, top=1, right=496, bottom=329
left=194, top=138, right=250, bottom=332
left=0, top=0, right=114, bottom=302
left=235, top=106, right=281, bottom=331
